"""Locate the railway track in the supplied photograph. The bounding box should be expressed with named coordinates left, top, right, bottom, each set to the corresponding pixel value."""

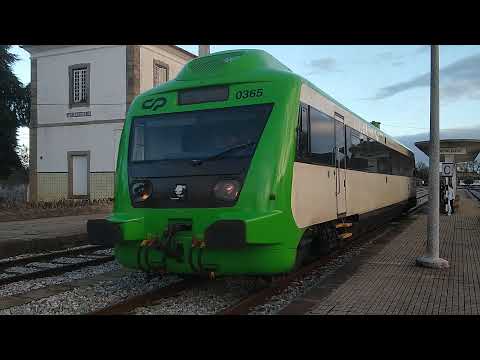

left=91, top=277, right=204, bottom=315
left=466, top=188, right=480, bottom=202
left=0, top=245, right=114, bottom=287
left=90, top=193, right=428, bottom=316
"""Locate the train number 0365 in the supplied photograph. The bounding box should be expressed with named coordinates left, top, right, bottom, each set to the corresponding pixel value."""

left=235, top=89, right=263, bottom=99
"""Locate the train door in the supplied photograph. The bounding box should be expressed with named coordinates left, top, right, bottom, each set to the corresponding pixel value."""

left=335, top=113, right=347, bottom=216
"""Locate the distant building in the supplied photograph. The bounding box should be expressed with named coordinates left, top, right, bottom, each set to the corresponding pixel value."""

left=415, top=138, right=480, bottom=196
left=22, top=45, right=196, bottom=202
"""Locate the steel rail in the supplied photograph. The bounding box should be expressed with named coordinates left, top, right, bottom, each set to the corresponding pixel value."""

left=0, top=245, right=108, bottom=270
left=90, top=277, right=207, bottom=315
left=467, top=188, right=480, bottom=202
left=0, top=251, right=114, bottom=287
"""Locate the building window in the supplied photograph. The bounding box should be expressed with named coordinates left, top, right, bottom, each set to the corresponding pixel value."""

left=153, top=60, right=169, bottom=87
left=73, top=68, right=87, bottom=103
left=69, top=64, right=90, bottom=108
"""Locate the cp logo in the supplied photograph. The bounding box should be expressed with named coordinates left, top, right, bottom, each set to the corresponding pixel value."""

left=142, top=97, right=167, bottom=111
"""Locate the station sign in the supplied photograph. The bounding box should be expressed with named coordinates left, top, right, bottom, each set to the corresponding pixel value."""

left=440, top=147, right=466, bottom=155
left=441, top=162, right=455, bottom=177
left=66, top=111, right=92, bottom=118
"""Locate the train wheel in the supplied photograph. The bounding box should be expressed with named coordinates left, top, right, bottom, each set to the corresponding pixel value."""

left=326, top=224, right=338, bottom=250
left=294, top=235, right=313, bottom=270
left=314, top=224, right=335, bottom=256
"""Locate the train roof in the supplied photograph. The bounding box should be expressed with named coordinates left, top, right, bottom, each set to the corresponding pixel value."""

left=139, top=49, right=414, bottom=157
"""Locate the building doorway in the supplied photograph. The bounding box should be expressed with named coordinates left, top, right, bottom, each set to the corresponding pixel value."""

left=68, top=151, right=90, bottom=199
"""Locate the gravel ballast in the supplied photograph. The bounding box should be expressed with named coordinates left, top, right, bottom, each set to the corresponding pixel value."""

left=0, top=260, right=119, bottom=299
left=133, top=277, right=264, bottom=315
left=0, top=270, right=181, bottom=315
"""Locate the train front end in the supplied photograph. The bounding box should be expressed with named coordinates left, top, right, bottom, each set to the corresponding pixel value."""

left=109, top=50, right=303, bottom=276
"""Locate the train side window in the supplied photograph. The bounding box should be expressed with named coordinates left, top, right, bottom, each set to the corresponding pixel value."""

left=363, top=137, right=378, bottom=173
left=347, top=127, right=369, bottom=171
left=296, top=104, right=309, bottom=160
left=335, top=120, right=346, bottom=168
left=391, top=150, right=401, bottom=176
left=310, top=107, right=334, bottom=166
left=377, top=143, right=392, bottom=175
left=346, top=127, right=353, bottom=167
left=400, top=154, right=414, bottom=177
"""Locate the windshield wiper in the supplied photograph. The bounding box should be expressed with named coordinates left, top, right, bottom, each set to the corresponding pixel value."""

left=191, top=142, right=256, bottom=166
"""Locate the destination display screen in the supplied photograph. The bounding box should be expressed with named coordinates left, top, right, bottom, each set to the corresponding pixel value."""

left=178, top=86, right=229, bottom=105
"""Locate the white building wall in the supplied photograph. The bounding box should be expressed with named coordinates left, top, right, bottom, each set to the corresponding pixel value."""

left=36, top=45, right=127, bottom=125
left=37, top=123, right=124, bottom=173
left=28, top=45, right=193, bottom=201
left=139, top=45, right=190, bottom=93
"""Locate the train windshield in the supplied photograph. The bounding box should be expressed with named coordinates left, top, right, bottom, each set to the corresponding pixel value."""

left=130, top=103, right=273, bottom=162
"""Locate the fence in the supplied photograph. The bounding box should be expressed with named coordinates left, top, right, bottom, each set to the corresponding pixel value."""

left=0, top=183, right=28, bottom=204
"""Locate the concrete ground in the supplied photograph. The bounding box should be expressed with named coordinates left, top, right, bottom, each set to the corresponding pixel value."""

left=0, top=213, right=109, bottom=259
left=457, top=189, right=480, bottom=216
left=281, top=189, right=480, bottom=315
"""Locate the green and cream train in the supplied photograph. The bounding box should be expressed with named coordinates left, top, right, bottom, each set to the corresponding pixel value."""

left=89, top=49, right=416, bottom=276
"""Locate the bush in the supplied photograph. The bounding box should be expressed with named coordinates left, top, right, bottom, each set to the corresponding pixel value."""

left=0, top=198, right=113, bottom=210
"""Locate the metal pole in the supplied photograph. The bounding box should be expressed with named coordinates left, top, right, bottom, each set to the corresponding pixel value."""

left=416, top=45, right=449, bottom=269
left=199, top=45, right=210, bottom=57
left=428, top=44, right=440, bottom=259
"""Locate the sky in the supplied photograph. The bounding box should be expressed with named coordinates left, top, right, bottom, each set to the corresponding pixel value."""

left=12, top=45, right=480, bottom=161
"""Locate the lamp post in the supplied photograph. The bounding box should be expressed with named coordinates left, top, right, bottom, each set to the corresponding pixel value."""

left=416, top=45, right=449, bottom=269
left=199, top=45, right=210, bottom=57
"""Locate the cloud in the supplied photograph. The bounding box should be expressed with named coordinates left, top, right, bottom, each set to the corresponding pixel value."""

left=375, top=46, right=429, bottom=68
left=375, top=50, right=407, bottom=67
left=306, top=57, right=339, bottom=74
left=371, top=53, right=480, bottom=101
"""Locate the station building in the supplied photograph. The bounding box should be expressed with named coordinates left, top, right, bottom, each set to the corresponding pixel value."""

left=415, top=138, right=480, bottom=196
left=22, top=45, right=196, bottom=202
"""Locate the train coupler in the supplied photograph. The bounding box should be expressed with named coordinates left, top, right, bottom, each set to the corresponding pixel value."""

left=146, top=223, right=192, bottom=260
left=191, top=237, right=206, bottom=248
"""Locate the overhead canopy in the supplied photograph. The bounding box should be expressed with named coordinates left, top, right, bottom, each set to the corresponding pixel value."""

left=415, top=139, right=480, bottom=163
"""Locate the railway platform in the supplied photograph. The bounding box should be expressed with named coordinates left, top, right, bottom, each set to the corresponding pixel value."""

left=0, top=213, right=109, bottom=259
left=280, top=189, right=480, bottom=315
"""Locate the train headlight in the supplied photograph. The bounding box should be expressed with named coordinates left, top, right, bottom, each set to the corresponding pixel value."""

left=131, top=180, right=153, bottom=202
left=213, top=180, right=240, bottom=201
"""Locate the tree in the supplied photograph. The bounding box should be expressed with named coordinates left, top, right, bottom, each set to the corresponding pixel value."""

left=371, top=121, right=381, bottom=129
left=471, top=160, right=480, bottom=174
left=416, top=161, right=429, bottom=183
left=17, top=144, right=29, bottom=171
left=0, top=45, right=30, bottom=179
